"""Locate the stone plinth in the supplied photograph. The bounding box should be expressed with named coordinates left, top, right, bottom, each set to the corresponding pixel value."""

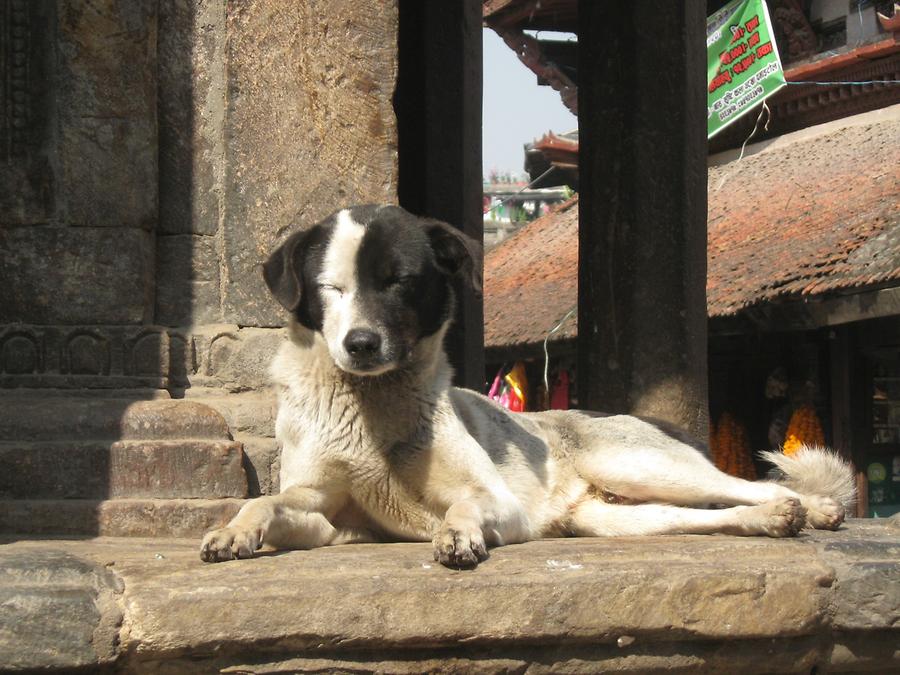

left=0, top=440, right=247, bottom=500
left=1, top=520, right=898, bottom=673
left=0, top=397, right=249, bottom=536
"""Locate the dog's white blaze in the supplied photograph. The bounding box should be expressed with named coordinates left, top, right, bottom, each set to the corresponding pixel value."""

left=322, top=209, right=365, bottom=291
left=319, top=210, right=369, bottom=367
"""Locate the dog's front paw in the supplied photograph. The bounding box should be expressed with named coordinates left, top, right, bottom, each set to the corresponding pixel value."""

left=433, top=524, right=488, bottom=568
left=200, top=527, right=261, bottom=563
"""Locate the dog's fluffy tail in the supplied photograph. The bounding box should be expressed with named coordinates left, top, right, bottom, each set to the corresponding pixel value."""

left=760, top=446, right=857, bottom=512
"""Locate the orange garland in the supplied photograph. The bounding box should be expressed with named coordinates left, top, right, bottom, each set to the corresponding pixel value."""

left=713, top=412, right=757, bottom=480
left=783, top=403, right=825, bottom=456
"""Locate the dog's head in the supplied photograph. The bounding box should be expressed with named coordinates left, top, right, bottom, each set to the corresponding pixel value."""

left=263, top=205, right=482, bottom=376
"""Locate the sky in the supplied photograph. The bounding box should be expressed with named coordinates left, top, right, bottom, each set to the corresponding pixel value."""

left=482, top=28, right=577, bottom=179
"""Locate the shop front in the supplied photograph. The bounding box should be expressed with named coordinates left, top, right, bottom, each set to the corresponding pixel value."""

left=858, top=317, right=900, bottom=516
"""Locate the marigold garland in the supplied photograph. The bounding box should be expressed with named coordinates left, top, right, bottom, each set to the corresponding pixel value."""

left=713, top=412, right=757, bottom=480
left=783, top=403, right=825, bottom=456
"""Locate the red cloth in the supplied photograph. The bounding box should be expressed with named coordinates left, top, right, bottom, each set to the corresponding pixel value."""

left=550, top=371, right=570, bottom=410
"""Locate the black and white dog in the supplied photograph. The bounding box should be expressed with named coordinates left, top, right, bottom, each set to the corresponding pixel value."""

left=201, top=205, right=855, bottom=567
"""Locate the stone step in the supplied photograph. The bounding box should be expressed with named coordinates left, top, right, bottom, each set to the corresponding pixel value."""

left=0, top=398, right=231, bottom=442
left=185, top=389, right=278, bottom=438
left=0, top=387, right=172, bottom=399
left=0, top=440, right=248, bottom=500
left=234, top=434, right=280, bottom=496
left=0, top=498, right=246, bottom=537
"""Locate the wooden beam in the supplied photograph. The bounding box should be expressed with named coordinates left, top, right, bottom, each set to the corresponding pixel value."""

left=396, top=0, right=484, bottom=390
left=721, top=287, right=900, bottom=333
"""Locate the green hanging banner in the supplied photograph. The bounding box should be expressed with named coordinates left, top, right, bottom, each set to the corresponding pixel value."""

left=707, top=0, right=786, bottom=139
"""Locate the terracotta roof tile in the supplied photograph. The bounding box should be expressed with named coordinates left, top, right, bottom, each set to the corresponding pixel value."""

left=707, top=118, right=900, bottom=316
left=484, top=117, right=900, bottom=348
left=484, top=197, right=579, bottom=349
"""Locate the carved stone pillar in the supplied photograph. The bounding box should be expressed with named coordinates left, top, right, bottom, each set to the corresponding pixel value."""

left=0, top=0, right=159, bottom=387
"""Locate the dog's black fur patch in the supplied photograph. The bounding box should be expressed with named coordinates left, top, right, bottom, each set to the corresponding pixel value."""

left=264, top=205, right=481, bottom=354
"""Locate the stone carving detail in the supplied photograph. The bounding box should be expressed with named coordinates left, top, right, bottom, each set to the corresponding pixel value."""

left=207, top=332, right=239, bottom=378
left=192, top=326, right=284, bottom=392
left=0, top=0, right=53, bottom=225
left=0, top=330, right=42, bottom=374
left=63, top=331, right=110, bottom=376
left=771, top=1, right=817, bottom=63
left=126, top=331, right=166, bottom=377
left=0, top=324, right=282, bottom=391
left=3, top=0, right=30, bottom=160
left=0, top=325, right=197, bottom=387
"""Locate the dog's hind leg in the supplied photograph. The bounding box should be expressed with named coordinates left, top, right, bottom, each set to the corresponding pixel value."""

left=568, top=497, right=806, bottom=538
left=578, top=444, right=799, bottom=504
left=200, top=486, right=371, bottom=562
left=575, top=444, right=845, bottom=530
left=577, top=444, right=793, bottom=504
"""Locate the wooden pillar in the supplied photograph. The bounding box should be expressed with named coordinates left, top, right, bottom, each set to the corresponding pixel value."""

left=829, top=325, right=853, bottom=459
left=396, top=0, right=484, bottom=390
left=577, top=2, right=709, bottom=439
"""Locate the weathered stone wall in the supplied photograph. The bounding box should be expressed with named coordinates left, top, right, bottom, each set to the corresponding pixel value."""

left=1, top=0, right=159, bottom=387
left=0, top=0, right=402, bottom=507
left=220, top=0, right=399, bottom=327
left=156, top=0, right=399, bottom=327
left=156, top=0, right=400, bottom=493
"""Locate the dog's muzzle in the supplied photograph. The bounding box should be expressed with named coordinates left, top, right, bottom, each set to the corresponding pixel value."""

left=342, top=328, right=388, bottom=374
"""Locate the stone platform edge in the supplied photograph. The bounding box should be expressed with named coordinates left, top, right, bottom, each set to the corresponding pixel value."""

left=1, top=518, right=898, bottom=674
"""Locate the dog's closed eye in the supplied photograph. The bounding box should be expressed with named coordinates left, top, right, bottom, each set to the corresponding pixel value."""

left=319, top=283, right=345, bottom=296
left=384, top=275, right=418, bottom=289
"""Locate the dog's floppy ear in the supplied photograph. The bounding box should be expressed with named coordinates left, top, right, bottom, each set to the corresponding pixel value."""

left=262, top=229, right=307, bottom=312
left=425, top=219, right=483, bottom=295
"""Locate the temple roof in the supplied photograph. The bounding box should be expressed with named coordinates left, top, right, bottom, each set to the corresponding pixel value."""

left=484, top=110, right=900, bottom=349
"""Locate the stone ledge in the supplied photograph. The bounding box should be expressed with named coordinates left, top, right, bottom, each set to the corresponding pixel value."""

left=0, top=498, right=244, bottom=537
left=1, top=440, right=248, bottom=500
left=0, top=398, right=231, bottom=442
left=0, top=519, right=898, bottom=674
left=0, top=548, right=121, bottom=673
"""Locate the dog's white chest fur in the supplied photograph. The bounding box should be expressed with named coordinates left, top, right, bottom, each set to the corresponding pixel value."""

left=271, top=331, right=453, bottom=540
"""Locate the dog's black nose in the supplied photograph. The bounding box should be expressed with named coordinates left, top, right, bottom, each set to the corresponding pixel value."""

left=344, top=329, right=382, bottom=357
